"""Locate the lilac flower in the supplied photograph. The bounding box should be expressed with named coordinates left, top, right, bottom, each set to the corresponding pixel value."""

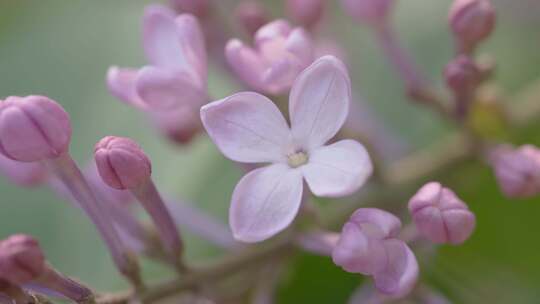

left=225, top=19, right=314, bottom=95
left=490, top=145, right=540, bottom=198
left=107, top=5, right=208, bottom=143
left=0, top=154, right=47, bottom=187
left=286, top=0, right=325, bottom=30
left=332, top=208, right=419, bottom=298
left=234, top=1, right=270, bottom=36
left=201, top=56, right=373, bottom=242
left=408, top=182, right=476, bottom=244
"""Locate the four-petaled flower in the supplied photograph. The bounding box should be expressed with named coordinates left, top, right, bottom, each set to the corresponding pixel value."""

left=107, top=5, right=207, bottom=143
left=201, top=56, right=373, bottom=242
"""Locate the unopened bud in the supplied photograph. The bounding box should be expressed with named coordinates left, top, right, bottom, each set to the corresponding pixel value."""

left=490, top=145, right=540, bottom=198
left=234, top=1, right=270, bottom=35
left=94, top=136, right=152, bottom=190
left=286, top=0, right=325, bottom=29
left=408, top=182, right=476, bottom=244
left=444, top=55, right=481, bottom=94
left=449, top=0, right=495, bottom=54
left=0, top=96, right=71, bottom=162
left=340, top=0, right=394, bottom=26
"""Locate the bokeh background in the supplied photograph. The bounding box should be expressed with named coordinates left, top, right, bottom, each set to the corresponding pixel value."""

left=0, top=0, right=539, bottom=303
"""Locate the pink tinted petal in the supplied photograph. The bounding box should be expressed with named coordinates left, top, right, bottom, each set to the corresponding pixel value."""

left=289, top=56, right=351, bottom=149
left=225, top=39, right=266, bottom=90
left=350, top=208, right=402, bottom=238
left=412, top=206, right=448, bottom=243
left=302, top=140, right=372, bottom=197
left=175, top=14, right=207, bottom=84
left=200, top=92, right=291, bottom=163
left=230, top=164, right=303, bottom=242
left=106, top=67, right=147, bottom=109
left=254, top=20, right=292, bottom=45
left=285, top=28, right=313, bottom=67
left=441, top=209, right=476, bottom=244
left=262, top=58, right=298, bottom=93
left=332, top=222, right=387, bottom=275
left=143, top=5, right=187, bottom=69
left=135, top=66, right=206, bottom=110
left=373, top=240, right=418, bottom=298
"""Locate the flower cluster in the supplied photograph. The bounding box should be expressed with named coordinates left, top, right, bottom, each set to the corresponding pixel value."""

left=0, top=0, right=538, bottom=303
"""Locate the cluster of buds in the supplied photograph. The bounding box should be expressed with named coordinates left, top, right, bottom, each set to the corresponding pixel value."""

left=0, top=0, right=537, bottom=303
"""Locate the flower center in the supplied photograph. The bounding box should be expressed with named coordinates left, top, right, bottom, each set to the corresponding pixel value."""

left=287, top=151, right=309, bottom=168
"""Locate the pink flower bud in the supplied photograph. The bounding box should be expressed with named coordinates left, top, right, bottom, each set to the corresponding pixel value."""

left=286, top=0, right=325, bottom=29
left=0, top=235, right=45, bottom=285
left=449, top=0, right=495, bottom=54
left=94, top=136, right=152, bottom=190
left=332, top=208, right=418, bottom=298
left=490, top=145, right=540, bottom=198
left=340, top=0, right=394, bottom=26
left=235, top=1, right=270, bottom=36
left=0, top=154, right=47, bottom=187
left=170, top=0, right=209, bottom=18
left=444, top=55, right=481, bottom=94
left=0, top=96, right=71, bottom=162
left=408, top=182, right=476, bottom=244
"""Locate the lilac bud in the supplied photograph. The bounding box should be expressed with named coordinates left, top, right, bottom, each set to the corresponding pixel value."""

left=0, top=235, right=45, bottom=285
left=0, top=96, right=71, bottom=162
left=234, top=1, right=270, bottom=36
left=332, top=208, right=418, bottom=298
left=340, top=0, right=394, bottom=26
left=170, top=0, right=209, bottom=18
left=286, top=0, right=325, bottom=29
left=490, top=145, right=540, bottom=198
left=0, top=235, right=94, bottom=302
left=408, top=182, right=476, bottom=244
left=449, top=0, right=495, bottom=54
left=0, top=154, right=47, bottom=187
left=444, top=55, right=481, bottom=94
left=94, top=136, right=152, bottom=190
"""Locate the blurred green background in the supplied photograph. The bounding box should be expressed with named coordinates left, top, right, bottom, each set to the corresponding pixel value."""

left=0, top=0, right=539, bottom=303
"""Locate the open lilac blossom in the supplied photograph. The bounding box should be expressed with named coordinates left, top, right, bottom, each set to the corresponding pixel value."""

left=332, top=208, right=419, bottom=298
left=107, top=5, right=208, bottom=143
left=408, top=182, right=476, bottom=244
left=0, top=154, right=47, bottom=187
left=95, top=136, right=185, bottom=270
left=490, top=145, right=540, bottom=198
left=201, top=56, right=373, bottom=242
left=225, top=19, right=314, bottom=95
left=449, top=0, right=495, bottom=54
left=0, top=95, right=141, bottom=288
left=0, top=235, right=93, bottom=303
left=286, top=0, right=325, bottom=30
left=340, top=0, right=394, bottom=26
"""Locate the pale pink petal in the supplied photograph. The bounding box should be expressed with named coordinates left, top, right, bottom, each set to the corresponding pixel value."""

left=373, top=240, right=418, bottom=298
left=225, top=39, right=266, bottom=90
left=332, top=222, right=388, bottom=275
left=175, top=14, right=207, bottom=84
left=254, top=20, right=292, bottom=46
left=302, top=140, right=372, bottom=197
left=289, top=56, right=351, bottom=150
left=229, top=164, right=303, bottom=242
left=200, top=92, right=291, bottom=163
left=135, top=66, right=206, bottom=110
left=106, top=67, right=146, bottom=109
left=285, top=28, right=313, bottom=67
left=143, top=5, right=187, bottom=69
left=349, top=208, right=402, bottom=238
left=262, top=58, right=298, bottom=94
